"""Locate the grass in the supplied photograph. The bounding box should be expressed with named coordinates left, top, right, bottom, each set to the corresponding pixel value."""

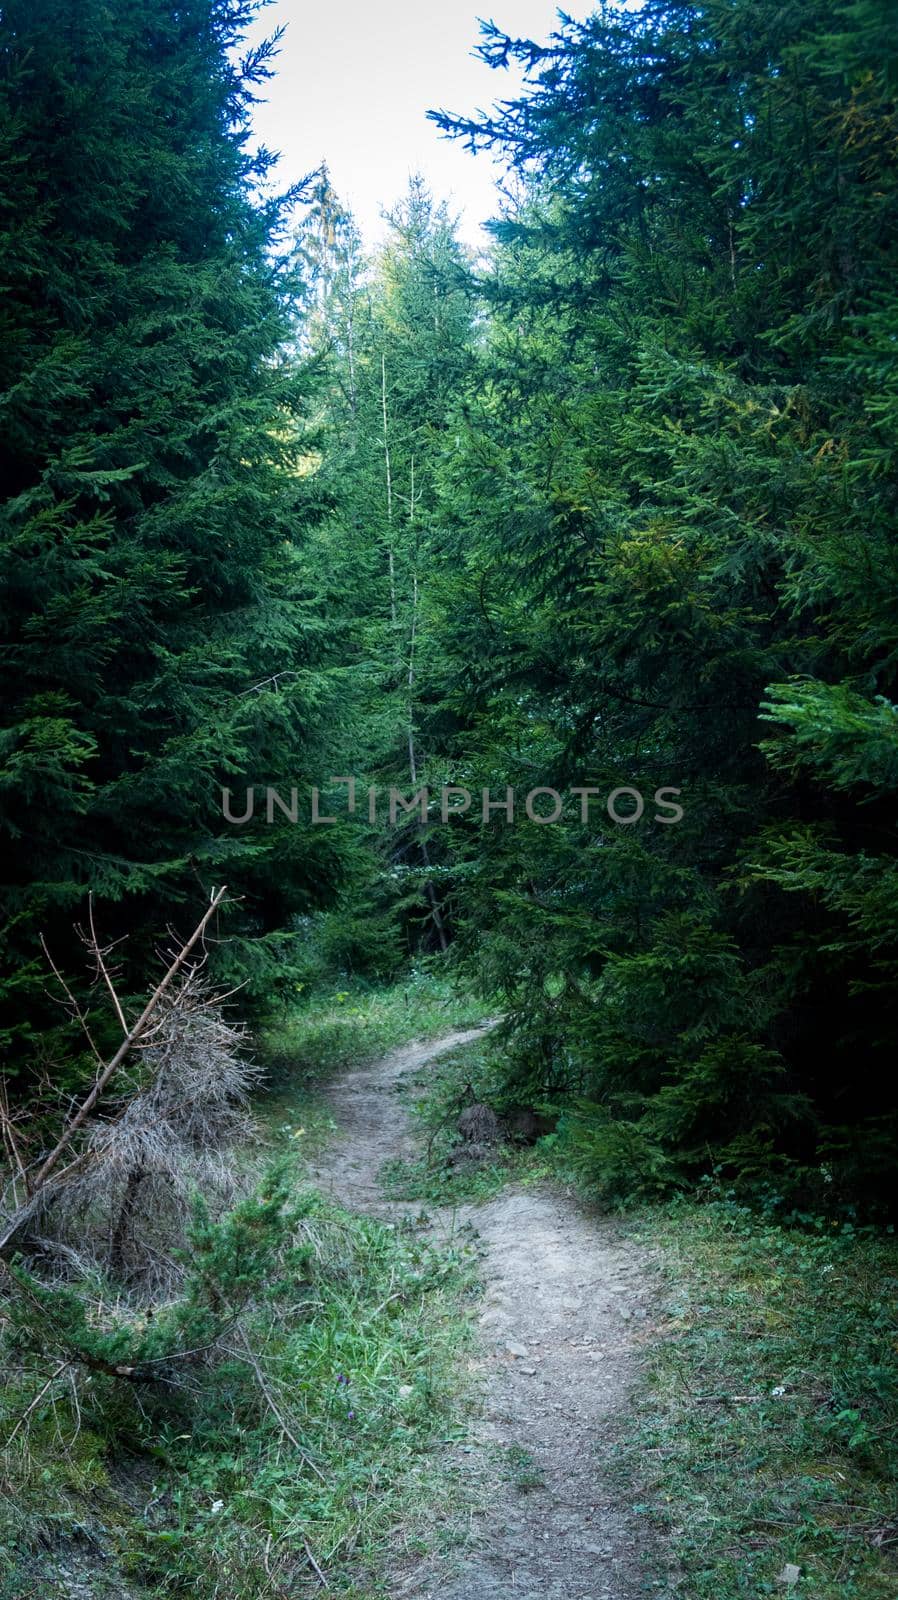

left=258, top=973, right=504, bottom=1197
left=14, top=971, right=893, bottom=1599
left=0, top=1173, right=480, bottom=1599
left=258, top=968, right=491, bottom=1092
left=140, top=1191, right=480, bottom=1598
left=501, top=1442, right=545, bottom=1494
left=376, top=1026, right=898, bottom=1596
left=0, top=973, right=493, bottom=1600
left=624, top=1197, right=898, bottom=1599
left=378, top=1035, right=550, bottom=1206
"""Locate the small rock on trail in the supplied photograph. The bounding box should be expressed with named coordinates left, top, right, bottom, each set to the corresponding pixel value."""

left=314, top=1028, right=672, bottom=1600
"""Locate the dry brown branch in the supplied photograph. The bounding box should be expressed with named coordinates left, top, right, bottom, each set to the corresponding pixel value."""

left=39, top=935, right=103, bottom=1065
left=86, top=893, right=128, bottom=1033
left=3, top=1359, right=68, bottom=1449
left=233, top=1325, right=329, bottom=1486
left=0, top=1079, right=30, bottom=1204
left=34, top=972, right=261, bottom=1289
left=302, top=1538, right=330, bottom=1590
left=0, top=886, right=229, bottom=1256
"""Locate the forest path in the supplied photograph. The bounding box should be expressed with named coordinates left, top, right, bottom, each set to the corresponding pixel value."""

left=308, top=1028, right=666, bottom=1600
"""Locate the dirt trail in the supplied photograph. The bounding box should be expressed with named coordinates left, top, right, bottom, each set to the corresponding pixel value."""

left=309, top=1028, right=669, bottom=1600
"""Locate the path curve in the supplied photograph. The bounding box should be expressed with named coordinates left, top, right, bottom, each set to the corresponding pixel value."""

left=309, top=1028, right=668, bottom=1600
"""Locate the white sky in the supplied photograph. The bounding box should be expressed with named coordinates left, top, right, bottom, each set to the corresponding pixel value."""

left=243, top=1, right=573, bottom=248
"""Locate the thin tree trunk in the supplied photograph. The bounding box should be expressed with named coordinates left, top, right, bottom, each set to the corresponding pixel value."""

left=407, top=457, right=419, bottom=782
left=346, top=281, right=357, bottom=426
left=405, top=457, right=448, bottom=953
left=109, top=1165, right=144, bottom=1278
left=381, top=354, right=398, bottom=648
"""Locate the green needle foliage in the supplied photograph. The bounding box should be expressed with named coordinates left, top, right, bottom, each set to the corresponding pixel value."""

left=414, top=0, right=898, bottom=1210
left=2, top=0, right=897, bottom=1247
left=0, top=0, right=346, bottom=1073
left=289, top=172, right=477, bottom=967
left=1, top=1158, right=476, bottom=1600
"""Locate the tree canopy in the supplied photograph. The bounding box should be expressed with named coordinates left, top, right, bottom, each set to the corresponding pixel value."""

left=2, top=0, right=897, bottom=1210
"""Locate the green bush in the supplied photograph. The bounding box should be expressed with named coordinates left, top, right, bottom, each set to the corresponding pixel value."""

left=0, top=1155, right=477, bottom=1599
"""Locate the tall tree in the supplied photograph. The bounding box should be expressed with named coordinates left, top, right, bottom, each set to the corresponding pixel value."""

left=426, top=0, right=898, bottom=1206
left=0, top=0, right=343, bottom=1072
left=295, top=177, right=476, bottom=965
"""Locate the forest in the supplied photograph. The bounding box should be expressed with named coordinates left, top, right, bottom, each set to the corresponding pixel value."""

left=1, top=2, right=897, bottom=1598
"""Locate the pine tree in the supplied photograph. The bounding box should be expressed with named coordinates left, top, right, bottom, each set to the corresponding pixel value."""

left=294, top=177, right=476, bottom=966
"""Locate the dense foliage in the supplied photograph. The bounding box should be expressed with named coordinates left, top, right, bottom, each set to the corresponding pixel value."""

left=402, top=0, right=898, bottom=1210
left=0, top=0, right=345, bottom=1075
left=296, top=1, right=898, bottom=1210
left=2, top=1151, right=475, bottom=1599
left=1, top=3, right=896, bottom=1593
left=2, top=0, right=896, bottom=1195
left=288, top=171, right=476, bottom=972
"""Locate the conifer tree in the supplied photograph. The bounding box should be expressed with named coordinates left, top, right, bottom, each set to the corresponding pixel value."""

left=296, top=177, right=476, bottom=963
left=0, top=0, right=341, bottom=1069
left=427, top=0, right=898, bottom=1204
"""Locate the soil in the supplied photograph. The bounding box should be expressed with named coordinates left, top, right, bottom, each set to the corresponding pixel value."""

left=309, top=1027, right=674, bottom=1600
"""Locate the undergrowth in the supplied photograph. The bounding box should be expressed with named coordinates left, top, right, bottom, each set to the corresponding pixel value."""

left=11, top=973, right=891, bottom=1600
left=258, top=968, right=490, bottom=1092
left=379, top=1037, right=549, bottom=1205
left=382, top=1027, right=898, bottom=1597
left=0, top=1160, right=478, bottom=1599
left=625, top=1198, right=898, bottom=1600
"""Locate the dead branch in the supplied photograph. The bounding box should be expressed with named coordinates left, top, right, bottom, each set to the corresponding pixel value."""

left=86, top=893, right=128, bottom=1033
left=3, top=1359, right=68, bottom=1449
left=39, top=936, right=103, bottom=1065
left=233, top=1325, right=329, bottom=1486
left=0, top=1079, right=30, bottom=1204
left=303, top=1538, right=330, bottom=1590
left=0, top=886, right=229, bottom=1256
left=29, top=971, right=260, bottom=1290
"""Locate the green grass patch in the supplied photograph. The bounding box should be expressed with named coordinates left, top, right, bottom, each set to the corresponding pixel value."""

left=0, top=1170, right=480, bottom=1599
left=379, top=1037, right=550, bottom=1206
left=626, top=1198, right=898, bottom=1599
left=258, top=968, right=491, bottom=1092
left=1, top=972, right=493, bottom=1598
left=500, top=1442, right=545, bottom=1494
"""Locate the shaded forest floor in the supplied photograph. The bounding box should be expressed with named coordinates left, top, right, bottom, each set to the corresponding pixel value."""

left=3, top=984, right=895, bottom=1600
left=278, top=994, right=897, bottom=1600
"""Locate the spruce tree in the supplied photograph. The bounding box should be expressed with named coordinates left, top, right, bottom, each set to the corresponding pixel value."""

left=295, top=177, right=476, bottom=964
left=427, top=0, right=898, bottom=1205
left=0, top=0, right=341, bottom=1071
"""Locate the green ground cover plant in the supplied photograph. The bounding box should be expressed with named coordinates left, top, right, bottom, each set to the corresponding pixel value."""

left=625, top=1199, right=898, bottom=1600
left=1, top=1158, right=479, bottom=1599
left=380, top=1033, right=551, bottom=1206
left=259, top=969, right=490, bottom=1089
